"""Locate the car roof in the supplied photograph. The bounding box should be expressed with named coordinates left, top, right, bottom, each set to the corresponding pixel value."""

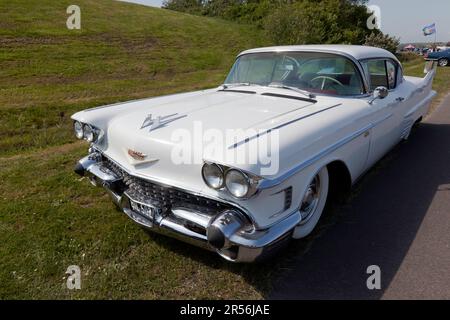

left=238, top=45, right=400, bottom=63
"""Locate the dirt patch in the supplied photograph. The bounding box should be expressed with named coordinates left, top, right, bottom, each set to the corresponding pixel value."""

left=0, top=36, right=66, bottom=47
left=0, top=33, right=158, bottom=53
left=426, top=92, right=450, bottom=117
left=79, top=33, right=159, bottom=53
left=427, top=92, right=450, bottom=118
left=0, top=141, right=83, bottom=163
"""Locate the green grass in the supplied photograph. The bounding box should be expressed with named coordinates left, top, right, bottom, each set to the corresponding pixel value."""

left=1, top=0, right=450, bottom=300
left=0, top=143, right=277, bottom=299
left=0, top=0, right=275, bottom=299
left=0, top=0, right=268, bottom=156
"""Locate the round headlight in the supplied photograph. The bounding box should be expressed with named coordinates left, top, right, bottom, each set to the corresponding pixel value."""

left=83, top=124, right=95, bottom=142
left=225, top=169, right=250, bottom=198
left=202, top=163, right=224, bottom=189
left=74, top=121, right=84, bottom=139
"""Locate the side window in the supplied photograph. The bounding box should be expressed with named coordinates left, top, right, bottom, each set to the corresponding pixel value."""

left=366, top=59, right=388, bottom=91
left=386, top=60, right=397, bottom=89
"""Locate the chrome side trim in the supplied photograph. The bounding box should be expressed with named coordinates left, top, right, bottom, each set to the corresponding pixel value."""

left=268, top=187, right=293, bottom=219
left=229, top=103, right=342, bottom=149
left=259, top=114, right=393, bottom=190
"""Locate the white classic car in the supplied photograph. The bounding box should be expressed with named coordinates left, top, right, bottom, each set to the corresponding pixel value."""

left=72, top=45, right=437, bottom=262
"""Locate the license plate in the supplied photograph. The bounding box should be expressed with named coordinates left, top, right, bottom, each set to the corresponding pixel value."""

left=129, top=199, right=157, bottom=221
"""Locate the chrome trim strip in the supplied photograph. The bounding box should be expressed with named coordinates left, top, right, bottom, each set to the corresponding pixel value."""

left=259, top=114, right=393, bottom=190
left=229, top=103, right=342, bottom=149
left=268, top=187, right=293, bottom=219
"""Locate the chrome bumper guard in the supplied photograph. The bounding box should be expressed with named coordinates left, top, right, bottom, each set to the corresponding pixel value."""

left=75, top=153, right=298, bottom=262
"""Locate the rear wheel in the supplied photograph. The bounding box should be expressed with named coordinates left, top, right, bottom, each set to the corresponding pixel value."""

left=293, top=166, right=329, bottom=239
left=438, top=58, right=449, bottom=67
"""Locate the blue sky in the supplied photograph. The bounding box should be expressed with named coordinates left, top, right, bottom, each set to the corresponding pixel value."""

left=368, top=0, right=450, bottom=43
left=119, top=0, right=450, bottom=43
left=119, top=0, right=162, bottom=7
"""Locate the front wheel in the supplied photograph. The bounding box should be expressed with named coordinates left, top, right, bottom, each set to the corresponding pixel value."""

left=438, top=58, right=449, bottom=67
left=292, top=166, right=329, bottom=239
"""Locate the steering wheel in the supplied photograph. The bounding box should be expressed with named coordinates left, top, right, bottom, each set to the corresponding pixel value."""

left=311, top=76, right=345, bottom=90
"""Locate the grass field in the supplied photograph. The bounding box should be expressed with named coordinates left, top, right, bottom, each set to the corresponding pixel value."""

left=1, top=0, right=449, bottom=299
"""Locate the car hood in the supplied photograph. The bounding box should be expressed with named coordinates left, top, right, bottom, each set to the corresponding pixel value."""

left=111, top=91, right=315, bottom=133
left=72, top=88, right=341, bottom=189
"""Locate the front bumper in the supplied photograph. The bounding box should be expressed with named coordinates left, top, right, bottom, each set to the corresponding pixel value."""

left=75, top=151, right=300, bottom=262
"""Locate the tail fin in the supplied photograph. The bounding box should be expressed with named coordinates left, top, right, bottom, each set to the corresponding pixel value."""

left=422, top=60, right=437, bottom=88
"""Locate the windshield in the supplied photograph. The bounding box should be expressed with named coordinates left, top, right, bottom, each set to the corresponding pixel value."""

left=225, top=52, right=364, bottom=96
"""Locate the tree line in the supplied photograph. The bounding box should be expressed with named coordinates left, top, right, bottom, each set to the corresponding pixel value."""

left=162, top=0, right=399, bottom=53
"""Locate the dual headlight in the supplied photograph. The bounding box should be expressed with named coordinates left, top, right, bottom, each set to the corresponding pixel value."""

left=202, top=162, right=260, bottom=199
left=73, top=121, right=101, bottom=143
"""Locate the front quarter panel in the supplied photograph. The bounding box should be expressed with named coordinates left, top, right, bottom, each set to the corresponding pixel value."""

left=222, top=97, right=372, bottom=229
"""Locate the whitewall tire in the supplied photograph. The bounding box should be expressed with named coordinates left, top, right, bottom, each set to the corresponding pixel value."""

left=292, top=166, right=329, bottom=239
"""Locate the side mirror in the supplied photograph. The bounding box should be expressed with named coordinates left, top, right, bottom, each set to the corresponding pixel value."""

left=369, top=86, right=389, bottom=104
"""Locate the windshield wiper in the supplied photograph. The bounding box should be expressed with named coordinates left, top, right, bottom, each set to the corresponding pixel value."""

left=221, top=82, right=262, bottom=90
left=267, top=84, right=316, bottom=99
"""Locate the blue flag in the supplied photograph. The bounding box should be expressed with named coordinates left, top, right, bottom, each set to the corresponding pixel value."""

left=423, top=23, right=436, bottom=36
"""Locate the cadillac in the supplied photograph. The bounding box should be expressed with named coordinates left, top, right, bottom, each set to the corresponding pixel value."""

left=72, top=45, right=437, bottom=262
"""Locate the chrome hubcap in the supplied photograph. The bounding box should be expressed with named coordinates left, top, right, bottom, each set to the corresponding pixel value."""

left=299, top=175, right=321, bottom=224
left=439, top=59, right=448, bottom=66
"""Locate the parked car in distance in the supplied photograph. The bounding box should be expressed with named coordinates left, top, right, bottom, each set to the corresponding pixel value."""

left=419, top=47, right=430, bottom=56
left=72, top=45, right=437, bottom=262
left=436, top=46, right=450, bottom=52
left=426, top=48, right=450, bottom=67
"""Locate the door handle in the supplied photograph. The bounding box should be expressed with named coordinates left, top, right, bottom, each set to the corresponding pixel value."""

left=396, top=97, right=405, bottom=102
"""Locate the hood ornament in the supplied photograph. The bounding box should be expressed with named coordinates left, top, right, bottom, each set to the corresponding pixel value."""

left=141, top=113, right=187, bottom=131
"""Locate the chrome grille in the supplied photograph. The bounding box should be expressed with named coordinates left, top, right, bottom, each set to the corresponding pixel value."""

left=102, top=156, right=231, bottom=215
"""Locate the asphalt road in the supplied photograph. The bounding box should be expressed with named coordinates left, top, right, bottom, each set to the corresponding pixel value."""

left=269, top=95, right=450, bottom=300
